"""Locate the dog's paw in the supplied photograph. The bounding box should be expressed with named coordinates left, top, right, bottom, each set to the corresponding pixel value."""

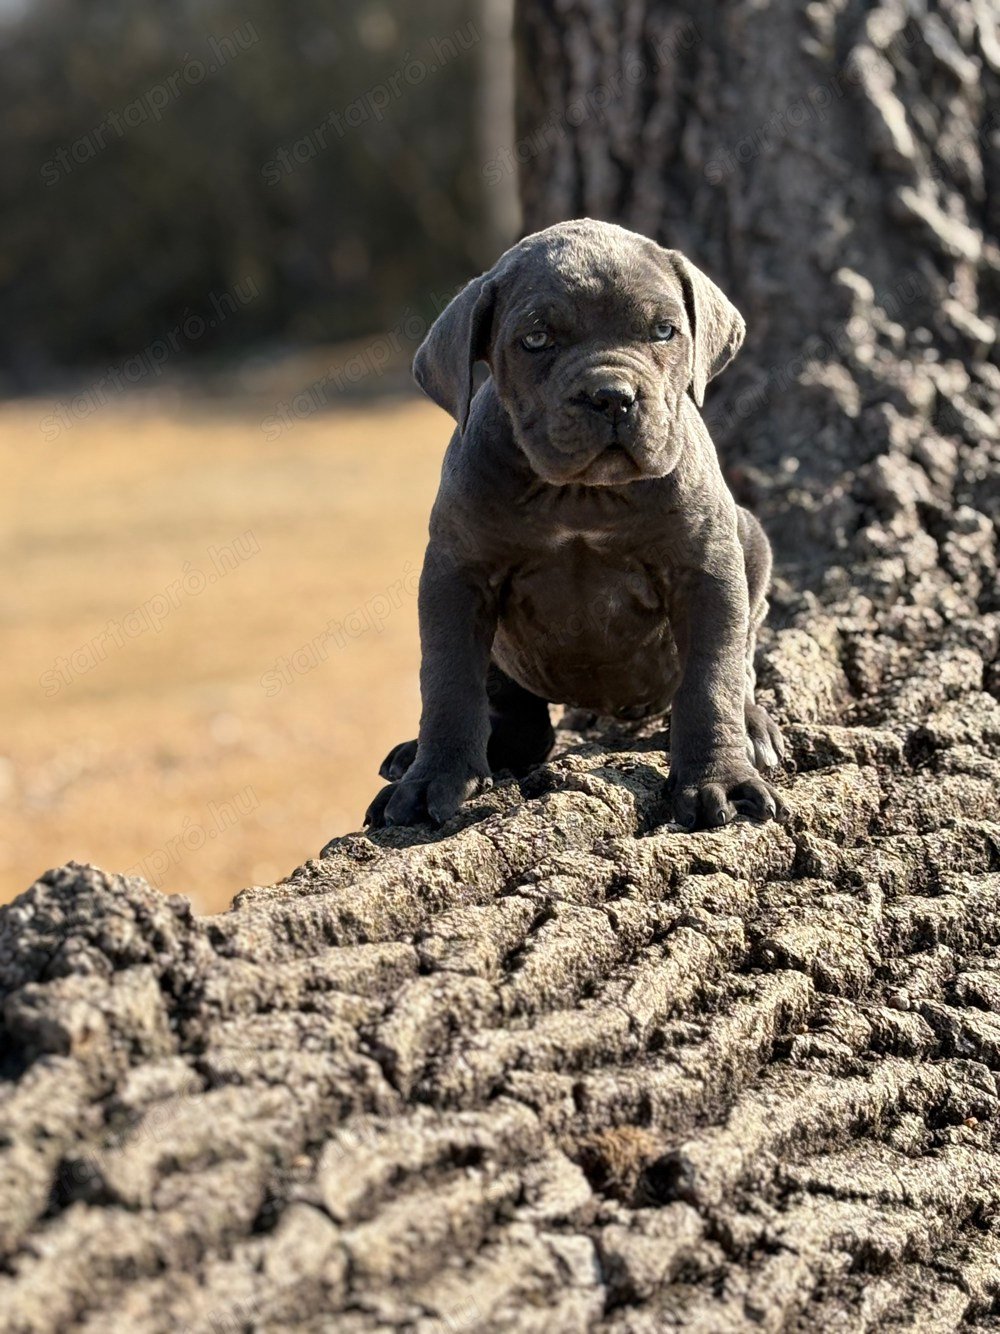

left=668, top=757, right=787, bottom=831
left=744, top=703, right=786, bottom=771
left=365, top=762, right=492, bottom=829
left=378, top=738, right=418, bottom=781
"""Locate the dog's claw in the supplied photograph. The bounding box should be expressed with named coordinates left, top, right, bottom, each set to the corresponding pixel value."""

left=379, top=739, right=419, bottom=782
left=669, top=763, right=782, bottom=832
left=365, top=765, right=491, bottom=829
left=364, top=784, right=395, bottom=827
left=745, top=703, right=786, bottom=773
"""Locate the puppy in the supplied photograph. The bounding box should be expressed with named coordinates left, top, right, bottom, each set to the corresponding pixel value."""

left=366, top=219, right=785, bottom=832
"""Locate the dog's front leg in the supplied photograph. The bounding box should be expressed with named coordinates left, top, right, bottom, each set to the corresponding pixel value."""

left=366, top=543, right=496, bottom=828
left=668, top=566, right=784, bottom=830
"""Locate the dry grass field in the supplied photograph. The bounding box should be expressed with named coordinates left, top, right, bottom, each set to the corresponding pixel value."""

left=2, top=369, right=446, bottom=913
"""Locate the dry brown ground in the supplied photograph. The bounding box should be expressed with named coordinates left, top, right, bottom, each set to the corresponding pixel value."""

left=1, top=387, right=445, bottom=913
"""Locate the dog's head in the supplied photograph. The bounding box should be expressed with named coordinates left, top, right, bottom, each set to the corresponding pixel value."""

left=414, top=219, right=745, bottom=487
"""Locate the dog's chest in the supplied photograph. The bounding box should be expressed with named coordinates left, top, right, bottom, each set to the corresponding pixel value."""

left=491, top=525, right=685, bottom=714
left=498, top=517, right=688, bottom=693
left=502, top=531, right=666, bottom=629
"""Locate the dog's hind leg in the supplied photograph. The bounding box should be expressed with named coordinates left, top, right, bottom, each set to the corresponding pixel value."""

left=379, top=662, right=554, bottom=783
left=485, top=661, right=555, bottom=775
left=738, top=507, right=785, bottom=771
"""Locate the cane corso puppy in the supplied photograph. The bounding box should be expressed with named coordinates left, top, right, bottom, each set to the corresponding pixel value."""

left=365, top=219, right=786, bottom=831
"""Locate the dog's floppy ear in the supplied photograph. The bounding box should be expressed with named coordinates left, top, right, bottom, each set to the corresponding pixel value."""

left=665, top=252, right=745, bottom=407
left=413, top=276, right=496, bottom=433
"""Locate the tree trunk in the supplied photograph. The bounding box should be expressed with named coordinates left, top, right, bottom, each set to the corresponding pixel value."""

left=2, top=3, right=999, bottom=1330
left=514, top=0, right=1000, bottom=1316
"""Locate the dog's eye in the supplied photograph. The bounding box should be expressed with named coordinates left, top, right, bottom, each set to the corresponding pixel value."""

left=521, top=330, right=552, bottom=351
left=650, top=322, right=675, bottom=342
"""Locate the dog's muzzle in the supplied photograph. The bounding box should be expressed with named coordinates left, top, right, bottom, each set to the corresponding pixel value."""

left=575, top=379, right=637, bottom=423
left=562, top=375, right=647, bottom=479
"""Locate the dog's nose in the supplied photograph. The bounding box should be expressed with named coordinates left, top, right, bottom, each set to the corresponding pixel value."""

left=584, top=383, right=636, bottom=419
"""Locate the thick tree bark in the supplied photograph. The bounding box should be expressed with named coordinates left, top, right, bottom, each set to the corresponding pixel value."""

left=515, top=0, right=998, bottom=576
left=514, top=0, right=1000, bottom=1320
left=1, top=2, right=999, bottom=1330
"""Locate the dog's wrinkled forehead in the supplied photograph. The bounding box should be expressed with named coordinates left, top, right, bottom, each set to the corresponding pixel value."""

left=498, top=223, right=687, bottom=335
left=412, top=218, right=745, bottom=430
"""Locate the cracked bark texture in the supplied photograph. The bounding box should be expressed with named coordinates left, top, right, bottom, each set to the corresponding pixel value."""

left=3, top=0, right=1000, bottom=1329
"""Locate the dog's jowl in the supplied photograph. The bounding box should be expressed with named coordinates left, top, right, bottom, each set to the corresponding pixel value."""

left=366, top=218, right=786, bottom=832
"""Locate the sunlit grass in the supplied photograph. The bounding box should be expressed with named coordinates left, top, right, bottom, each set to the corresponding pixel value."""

left=2, top=389, right=446, bottom=912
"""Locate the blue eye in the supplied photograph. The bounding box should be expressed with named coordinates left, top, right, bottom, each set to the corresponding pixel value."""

left=521, top=330, right=552, bottom=350
left=651, top=322, right=675, bottom=342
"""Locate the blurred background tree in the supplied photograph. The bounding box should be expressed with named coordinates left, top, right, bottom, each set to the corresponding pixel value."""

left=0, top=0, right=515, bottom=388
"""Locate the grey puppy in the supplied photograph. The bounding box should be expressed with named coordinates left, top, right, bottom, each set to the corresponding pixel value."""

left=366, top=218, right=786, bottom=832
